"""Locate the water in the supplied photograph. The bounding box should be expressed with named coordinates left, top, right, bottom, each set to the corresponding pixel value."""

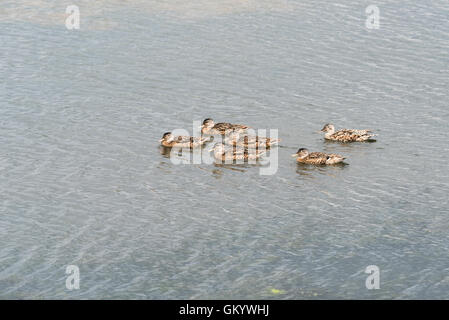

left=1, top=0, right=449, bottom=299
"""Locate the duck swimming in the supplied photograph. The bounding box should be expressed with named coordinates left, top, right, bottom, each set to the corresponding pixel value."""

left=209, top=143, right=266, bottom=162
left=159, top=132, right=209, bottom=148
left=292, top=148, right=345, bottom=165
left=320, top=124, right=376, bottom=142
left=224, top=131, right=281, bottom=149
left=201, top=118, right=250, bottom=135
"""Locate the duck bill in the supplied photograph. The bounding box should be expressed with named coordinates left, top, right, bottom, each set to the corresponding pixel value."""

left=291, top=153, right=298, bottom=157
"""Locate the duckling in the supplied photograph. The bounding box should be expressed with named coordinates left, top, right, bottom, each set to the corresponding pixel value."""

left=209, top=143, right=266, bottom=162
left=320, top=124, right=376, bottom=142
left=224, top=131, right=281, bottom=149
left=159, top=132, right=209, bottom=148
left=201, top=118, right=250, bottom=135
left=292, top=148, right=345, bottom=165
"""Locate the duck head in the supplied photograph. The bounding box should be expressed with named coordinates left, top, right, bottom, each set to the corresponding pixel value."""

left=292, top=148, right=309, bottom=159
left=202, top=118, right=215, bottom=129
left=160, top=132, right=174, bottom=143
left=320, top=123, right=335, bottom=134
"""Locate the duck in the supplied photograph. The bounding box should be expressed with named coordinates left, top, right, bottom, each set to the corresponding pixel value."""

left=209, top=143, right=266, bottom=162
left=292, top=148, right=345, bottom=165
left=159, top=132, right=209, bottom=148
left=201, top=118, right=250, bottom=135
left=320, top=124, right=376, bottom=142
left=224, top=131, right=281, bottom=149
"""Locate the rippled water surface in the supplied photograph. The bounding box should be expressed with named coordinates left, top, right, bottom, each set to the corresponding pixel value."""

left=1, top=0, right=449, bottom=299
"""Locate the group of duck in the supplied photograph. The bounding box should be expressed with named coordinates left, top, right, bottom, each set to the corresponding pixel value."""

left=159, top=118, right=376, bottom=165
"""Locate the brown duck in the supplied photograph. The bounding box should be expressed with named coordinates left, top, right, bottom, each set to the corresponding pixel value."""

left=201, top=118, right=250, bottom=135
left=159, top=132, right=209, bottom=148
left=321, top=124, right=376, bottom=142
left=292, top=148, right=345, bottom=165
left=224, top=132, right=280, bottom=149
left=209, top=143, right=265, bottom=162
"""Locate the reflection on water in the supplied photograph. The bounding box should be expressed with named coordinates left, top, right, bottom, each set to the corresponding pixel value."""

left=322, top=139, right=378, bottom=149
left=2, top=0, right=449, bottom=299
left=159, top=146, right=172, bottom=158
left=213, top=163, right=248, bottom=172
left=296, top=162, right=348, bottom=179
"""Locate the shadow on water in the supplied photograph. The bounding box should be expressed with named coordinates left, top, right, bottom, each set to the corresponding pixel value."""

left=322, top=139, right=377, bottom=147
left=213, top=163, right=249, bottom=170
left=321, top=139, right=379, bottom=159
left=159, top=145, right=209, bottom=159
left=211, top=164, right=246, bottom=179
left=211, top=160, right=266, bottom=174
left=208, top=155, right=276, bottom=177
left=159, top=146, right=172, bottom=158
left=296, top=162, right=348, bottom=178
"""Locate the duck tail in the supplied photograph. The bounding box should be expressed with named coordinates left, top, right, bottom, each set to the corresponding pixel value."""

left=366, top=133, right=377, bottom=142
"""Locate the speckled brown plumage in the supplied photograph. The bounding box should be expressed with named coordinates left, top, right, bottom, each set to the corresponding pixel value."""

left=202, top=118, right=250, bottom=135
left=225, top=134, right=280, bottom=149
left=328, top=129, right=375, bottom=142
left=321, top=124, right=376, bottom=142
left=160, top=133, right=209, bottom=148
left=210, top=143, right=265, bottom=162
left=293, top=148, right=345, bottom=165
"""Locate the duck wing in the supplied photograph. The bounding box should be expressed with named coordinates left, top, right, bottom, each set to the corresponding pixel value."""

left=240, top=135, right=280, bottom=148
left=326, top=153, right=346, bottom=164
left=175, top=136, right=191, bottom=143
left=235, top=135, right=263, bottom=147
left=308, top=152, right=328, bottom=158
left=331, top=129, right=370, bottom=142
left=305, top=152, right=328, bottom=164
left=214, top=122, right=249, bottom=134
left=223, top=146, right=265, bottom=159
left=173, top=136, right=208, bottom=147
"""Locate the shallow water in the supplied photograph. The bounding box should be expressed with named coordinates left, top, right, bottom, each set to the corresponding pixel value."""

left=1, top=0, right=449, bottom=299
